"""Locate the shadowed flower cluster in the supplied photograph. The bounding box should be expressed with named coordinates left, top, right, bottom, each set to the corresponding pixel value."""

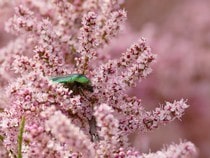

left=0, top=0, right=197, bottom=158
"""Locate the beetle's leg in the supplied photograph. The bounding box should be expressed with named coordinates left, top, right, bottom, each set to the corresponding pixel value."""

left=64, top=83, right=76, bottom=94
left=84, top=84, right=94, bottom=92
left=78, top=87, right=91, bottom=102
left=73, top=82, right=90, bottom=101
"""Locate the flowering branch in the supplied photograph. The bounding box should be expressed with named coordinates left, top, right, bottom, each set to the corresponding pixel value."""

left=142, top=99, right=189, bottom=131
left=0, top=0, right=198, bottom=157
left=140, top=141, right=197, bottom=158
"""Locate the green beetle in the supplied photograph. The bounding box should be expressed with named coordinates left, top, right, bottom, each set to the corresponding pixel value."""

left=51, top=74, right=99, bottom=141
left=51, top=74, right=93, bottom=93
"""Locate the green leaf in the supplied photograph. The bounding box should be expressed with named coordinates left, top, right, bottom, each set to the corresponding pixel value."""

left=17, top=116, right=26, bottom=158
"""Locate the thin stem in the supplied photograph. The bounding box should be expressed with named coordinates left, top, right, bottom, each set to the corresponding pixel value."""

left=82, top=56, right=89, bottom=74
left=78, top=87, right=90, bottom=102
left=17, top=116, right=26, bottom=158
left=0, top=135, right=4, bottom=142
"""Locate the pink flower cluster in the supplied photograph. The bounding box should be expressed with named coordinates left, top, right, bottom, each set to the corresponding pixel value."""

left=123, top=1, right=210, bottom=157
left=0, top=0, right=197, bottom=158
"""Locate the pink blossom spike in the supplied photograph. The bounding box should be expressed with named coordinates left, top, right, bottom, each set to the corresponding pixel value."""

left=142, top=99, right=189, bottom=131
left=94, top=104, right=126, bottom=157
left=140, top=141, right=198, bottom=158
left=45, top=110, right=95, bottom=158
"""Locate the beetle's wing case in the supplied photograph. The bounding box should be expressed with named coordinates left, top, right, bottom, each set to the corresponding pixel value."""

left=51, top=74, right=74, bottom=83
left=51, top=74, right=91, bottom=84
left=75, top=74, right=91, bottom=84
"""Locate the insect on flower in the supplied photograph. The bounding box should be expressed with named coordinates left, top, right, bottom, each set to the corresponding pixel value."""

left=51, top=74, right=93, bottom=94
left=51, top=74, right=99, bottom=141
